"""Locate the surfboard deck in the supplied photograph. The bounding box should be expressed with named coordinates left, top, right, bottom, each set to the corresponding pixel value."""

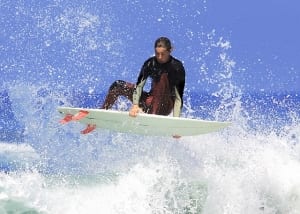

left=57, top=107, right=231, bottom=137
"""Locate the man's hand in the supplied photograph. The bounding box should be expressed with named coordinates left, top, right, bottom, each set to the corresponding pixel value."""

left=129, top=104, right=141, bottom=117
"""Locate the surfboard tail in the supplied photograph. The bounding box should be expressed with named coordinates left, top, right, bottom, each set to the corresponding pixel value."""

left=59, top=109, right=97, bottom=134
left=59, top=110, right=89, bottom=124
left=59, top=114, right=73, bottom=124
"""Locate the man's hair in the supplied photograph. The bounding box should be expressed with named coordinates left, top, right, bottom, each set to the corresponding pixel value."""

left=154, top=37, right=172, bottom=51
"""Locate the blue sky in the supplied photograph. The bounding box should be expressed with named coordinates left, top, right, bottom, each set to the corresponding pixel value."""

left=204, top=0, right=300, bottom=93
left=1, top=0, right=299, bottom=94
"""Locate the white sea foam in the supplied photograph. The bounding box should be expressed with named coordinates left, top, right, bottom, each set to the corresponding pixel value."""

left=0, top=125, right=300, bottom=214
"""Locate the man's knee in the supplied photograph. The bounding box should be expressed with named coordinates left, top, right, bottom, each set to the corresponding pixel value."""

left=109, top=80, right=126, bottom=91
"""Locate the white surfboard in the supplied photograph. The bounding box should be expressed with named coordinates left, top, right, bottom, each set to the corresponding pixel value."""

left=57, top=107, right=231, bottom=137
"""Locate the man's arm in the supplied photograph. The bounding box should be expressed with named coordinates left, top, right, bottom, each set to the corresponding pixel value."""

left=132, top=79, right=146, bottom=105
left=173, top=87, right=182, bottom=117
left=173, top=62, right=186, bottom=117
left=130, top=79, right=146, bottom=117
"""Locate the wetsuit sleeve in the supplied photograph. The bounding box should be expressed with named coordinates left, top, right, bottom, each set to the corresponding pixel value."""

left=173, top=87, right=182, bottom=117
left=132, top=79, right=146, bottom=105
left=132, top=60, right=150, bottom=105
left=173, top=63, right=186, bottom=117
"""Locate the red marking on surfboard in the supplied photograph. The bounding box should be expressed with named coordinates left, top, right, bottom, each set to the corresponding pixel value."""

left=72, top=110, right=89, bottom=121
left=59, top=110, right=89, bottom=124
left=59, top=114, right=74, bottom=124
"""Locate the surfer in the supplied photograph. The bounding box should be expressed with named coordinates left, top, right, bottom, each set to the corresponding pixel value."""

left=102, top=37, right=186, bottom=117
left=81, top=37, right=186, bottom=134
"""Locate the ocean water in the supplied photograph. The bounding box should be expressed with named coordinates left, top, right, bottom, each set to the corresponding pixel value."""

left=0, top=86, right=299, bottom=214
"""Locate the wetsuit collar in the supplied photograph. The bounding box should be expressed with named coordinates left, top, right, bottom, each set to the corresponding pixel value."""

left=155, top=55, right=172, bottom=65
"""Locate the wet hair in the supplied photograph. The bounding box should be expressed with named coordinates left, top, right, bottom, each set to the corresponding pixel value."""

left=154, top=37, right=172, bottom=51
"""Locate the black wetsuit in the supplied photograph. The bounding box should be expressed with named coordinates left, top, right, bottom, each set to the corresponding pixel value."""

left=133, top=56, right=185, bottom=116
left=102, top=56, right=185, bottom=116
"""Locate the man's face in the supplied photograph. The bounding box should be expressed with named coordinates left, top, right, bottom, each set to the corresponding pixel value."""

left=155, top=47, right=171, bottom=64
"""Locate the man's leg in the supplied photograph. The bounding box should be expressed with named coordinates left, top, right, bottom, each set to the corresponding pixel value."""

left=81, top=80, right=135, bottom=134
left=101, top=80, right=135, bottom=109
